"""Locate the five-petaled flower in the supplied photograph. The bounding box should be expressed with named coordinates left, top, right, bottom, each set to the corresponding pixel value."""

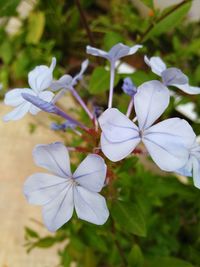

left=144, top=55, right=200, bottom=95
left=3, top=58, right=56, bottom=121
left=23, top=142, right=109, bottom=232
left=99, top=80, right=196, bottom=171
left=86, top=43, right=142, bottom=64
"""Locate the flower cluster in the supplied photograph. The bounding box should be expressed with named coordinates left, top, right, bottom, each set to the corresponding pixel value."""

left=3, top=43, right=200, bottom=232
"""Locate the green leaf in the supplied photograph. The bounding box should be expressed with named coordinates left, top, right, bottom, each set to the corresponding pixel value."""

left=0, top=41, right=13, bottom=64
left=34, top=237, right=55, bottom=248
left=25, top=227, right=39, bottom=239
left=103, top=31, right=124, bottom=51
left=144, top=1, right=192, bottom=40
left=26, top=12, right=45, bottom=44
left=88, top=66, right=119, bottom=95
left=144, top=257, right=194, bottom=267
left=128, top=245, right=144, bottom=267
left=0, top=0, right=21, bottom=16
left=139, top=0, right=154, bottom=9
left=111, top=201, right=146, bottom=237
left=127, top=71, right=156, bottom=86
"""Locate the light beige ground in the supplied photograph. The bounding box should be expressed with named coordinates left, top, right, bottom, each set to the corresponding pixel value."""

left=0, top=104, right=66, bottom=267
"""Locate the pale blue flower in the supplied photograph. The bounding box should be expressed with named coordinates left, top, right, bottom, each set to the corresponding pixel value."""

left=176, top=142, right=200, bottom=189
left=3, top=58, right=56, bottom=121
left=87, top=43, right=142, bottom=109
left=87, top=43, right=142, bottom=63
left=24, top=142, right=109, bottom=232
left=99, top=80, right=196, bottom=172
left=144, top=55, right=200, bottom=94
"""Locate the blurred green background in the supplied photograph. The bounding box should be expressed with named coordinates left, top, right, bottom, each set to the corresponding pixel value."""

left=1, top=0, right=200, bottom=267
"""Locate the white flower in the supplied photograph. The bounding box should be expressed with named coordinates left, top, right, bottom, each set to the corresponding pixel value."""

left=99, top=80, right=196, bottom=172
left=86, top=43, right=142, bottom=64
left=176, top=142, right=200, bottom=189
left=3, top=58, right=56, bottom=121
left=23, top=142, right=109, bottom=232
left=144, top=55, right=200, bottom=95
left=50, top=59, right=89, bottom=91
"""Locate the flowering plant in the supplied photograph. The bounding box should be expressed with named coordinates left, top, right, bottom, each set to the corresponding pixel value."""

left=3, top=42, right=200, bottom=266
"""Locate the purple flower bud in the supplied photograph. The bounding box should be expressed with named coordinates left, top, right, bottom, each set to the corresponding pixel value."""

left=51, top=120, right=77, bottom=131
left=122, top=77, right=137, bottom=96
left=93, top=105, right=104, bottom=118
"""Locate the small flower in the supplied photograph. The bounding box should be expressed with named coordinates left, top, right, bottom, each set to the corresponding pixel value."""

left=144, top=55, right=200, bottom=94
left=176, top=142, right=200, bottom=189
left=86, top=43, right=142, bottom=64
left=122, top=77, right=137, bottom=96
left=3, top=58, right=56, bottom=121
left=50, top=59, right=89, bottom=91
left=99, top=80, right=196, bottom=171
left=23, top=142, right=109, bottom=232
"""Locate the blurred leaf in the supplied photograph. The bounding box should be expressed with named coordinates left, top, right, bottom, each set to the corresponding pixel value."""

left=128, top=71, right=156, bottom=86
left=83, top=248, right=98, bottom=267
left=0, top=0, right=21, bottom=16
left=112, top=201, right=146, bottom=237
left=144, top=257, right=194, bottom=267
left=0, top=41, right=13, bottom=64
left=103, top=31, right=124, bottom=51
left=25, top=227, right=39, bottom=239
left=26, top=12, right=45, bottom=44
left=33, top=237, right=55, bottom=248
left=144, top=1, right=192, bottom=40
left=12, top=50, right=30, bottom=78
left=128, top=245, right=144, bottom=267
left=88, top=66, right=119, bottom=95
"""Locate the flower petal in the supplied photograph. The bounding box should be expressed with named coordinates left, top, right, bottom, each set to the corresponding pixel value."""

left=42, top=183, right=74, bottom=232
left=171, top=83, right=200, bottom=95
left=143, top=118, right=196, bottom=171
left=108, top=43, right=142, bottom=61
left=86, top=45, right=108, bottom=59
left=33, top=142, right=72, bottom=177
left=4, top=88, right=34, bottom=106
left=101, top=133, right=141, bottom=162
left=192, top=157, right=200, bottom=189
left=144, top=55, right=166, bottom=76
left=74, top=186, right=109, bottom=225
left=24, top=173, right=69, bottom=205
left=72, top=59, right=89, bottom=86
left=134, top=80, right=170, bottom=130
left=161, top=68, right=188, bottom=86
left=73, top=154, right=107, bottom=192
left=28, top=58, right=56, bottom=92
left=3, top=101, right=31, bottom=122
left=99, top=108, right=139, bottom=143
left=50, top=75, right=73, bottom=91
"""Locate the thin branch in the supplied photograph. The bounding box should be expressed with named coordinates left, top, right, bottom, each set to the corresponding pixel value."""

left=74, top=0, right=95, bottom=47
left=139, top=0, right=192, bottom=43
